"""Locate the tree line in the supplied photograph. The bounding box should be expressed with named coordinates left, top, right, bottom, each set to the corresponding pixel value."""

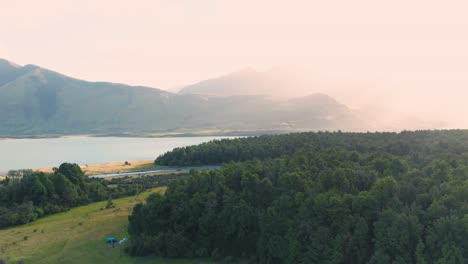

left=0, top=164, right=169, bottom=228
left=155, top=130, right=468, bottom=167
left=129, top=130, right=468, bottom=263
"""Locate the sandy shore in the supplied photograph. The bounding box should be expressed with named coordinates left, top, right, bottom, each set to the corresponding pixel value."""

left=36, top=159, right=158, bottom=176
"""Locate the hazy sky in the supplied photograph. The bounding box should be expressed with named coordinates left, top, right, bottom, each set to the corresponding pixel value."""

left=1, top=0, right=468, bottom=127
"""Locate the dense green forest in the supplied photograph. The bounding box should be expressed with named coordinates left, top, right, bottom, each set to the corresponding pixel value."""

left=155, top=130, right=468, bottom=166
left=129, top=130, right=468, bottom=263
left=0, top=164, right=171, bottom=228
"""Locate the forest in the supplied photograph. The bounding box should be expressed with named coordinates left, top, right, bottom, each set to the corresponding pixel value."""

left=0, top=164, right=168, bottom=228
left=128, top=130, right=468, bottom=263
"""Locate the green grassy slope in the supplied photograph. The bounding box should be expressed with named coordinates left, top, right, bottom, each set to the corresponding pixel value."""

left=0, top=188, right=210, bottom=264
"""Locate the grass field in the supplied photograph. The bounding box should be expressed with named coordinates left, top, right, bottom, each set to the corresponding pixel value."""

left=0, top=188, right=210, bottom=264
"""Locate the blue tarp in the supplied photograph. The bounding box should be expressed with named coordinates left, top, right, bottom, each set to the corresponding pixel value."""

left=105, top=237, right=117, bottom=244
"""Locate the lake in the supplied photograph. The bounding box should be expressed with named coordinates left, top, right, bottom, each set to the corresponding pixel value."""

left=0, top=136, right=231, bottom=173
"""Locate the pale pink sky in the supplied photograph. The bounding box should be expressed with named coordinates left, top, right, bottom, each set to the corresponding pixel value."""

left=1, top=0, right=468, bottom=127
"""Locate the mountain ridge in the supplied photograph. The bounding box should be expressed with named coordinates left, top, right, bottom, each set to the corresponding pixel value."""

left=0, top=59, right=365, bottom=136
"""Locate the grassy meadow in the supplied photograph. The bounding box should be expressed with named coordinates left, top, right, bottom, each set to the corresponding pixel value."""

left=0, top=188, right=210, bottom=264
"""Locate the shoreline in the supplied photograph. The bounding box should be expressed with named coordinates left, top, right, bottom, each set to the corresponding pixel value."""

left=0, top=129, right=289, bottom=140
left=35, top=159, right=158, bottom=176
left=1, top=160, right=219, bottom=179
left=1, top=129, right=468, bottom=140
left=1, top=160, right=159, bottom=179
left=0, top=134, right=93, bottom=140
left=0, top=160, right=157, bottom=178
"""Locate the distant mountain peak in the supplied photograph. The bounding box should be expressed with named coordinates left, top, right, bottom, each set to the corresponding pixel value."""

left=178, top=67, right=267, bottom=96
left=23, top=64, right=40, bottom=70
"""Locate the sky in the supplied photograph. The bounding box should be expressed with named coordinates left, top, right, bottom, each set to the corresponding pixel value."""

left=1, top=0, right=468, bottom=127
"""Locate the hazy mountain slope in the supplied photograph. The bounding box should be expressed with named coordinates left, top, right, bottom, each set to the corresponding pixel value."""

left=178, top=67, right=313, bottom=98
left=178, top=68, right=276, bottom=97
left=177, top=69, right=366, bottom=130
left=0, top=59, right=365, bottom=135
left=178, top=66, right=378, bottom=102
left=177, top=68, right=453, bottom=131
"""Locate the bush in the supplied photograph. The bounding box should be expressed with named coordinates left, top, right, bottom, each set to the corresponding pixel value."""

left=105, top=198, right=115, bottom=209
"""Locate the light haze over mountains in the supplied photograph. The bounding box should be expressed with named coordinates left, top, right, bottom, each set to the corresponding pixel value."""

left=0, top=58, right=461, bottom=136
left=177, top=66, right=461, bottom=130
left=0, top=59, right=370, bottom=136
left=3, top=1, right=467, bottom=131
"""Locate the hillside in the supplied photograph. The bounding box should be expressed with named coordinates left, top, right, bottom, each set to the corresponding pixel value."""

left=0, top=60, right=197, bottom=135
left=0, top=187, right=209, bottom=264
left=0, top=59, right=365, bottom=135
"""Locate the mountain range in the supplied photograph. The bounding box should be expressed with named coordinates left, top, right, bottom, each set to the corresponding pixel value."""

left=0, top=59, right=365, bottom=136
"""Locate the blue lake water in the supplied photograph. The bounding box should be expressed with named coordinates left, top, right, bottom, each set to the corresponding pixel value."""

left=0, top=136, right=231, bottom=173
